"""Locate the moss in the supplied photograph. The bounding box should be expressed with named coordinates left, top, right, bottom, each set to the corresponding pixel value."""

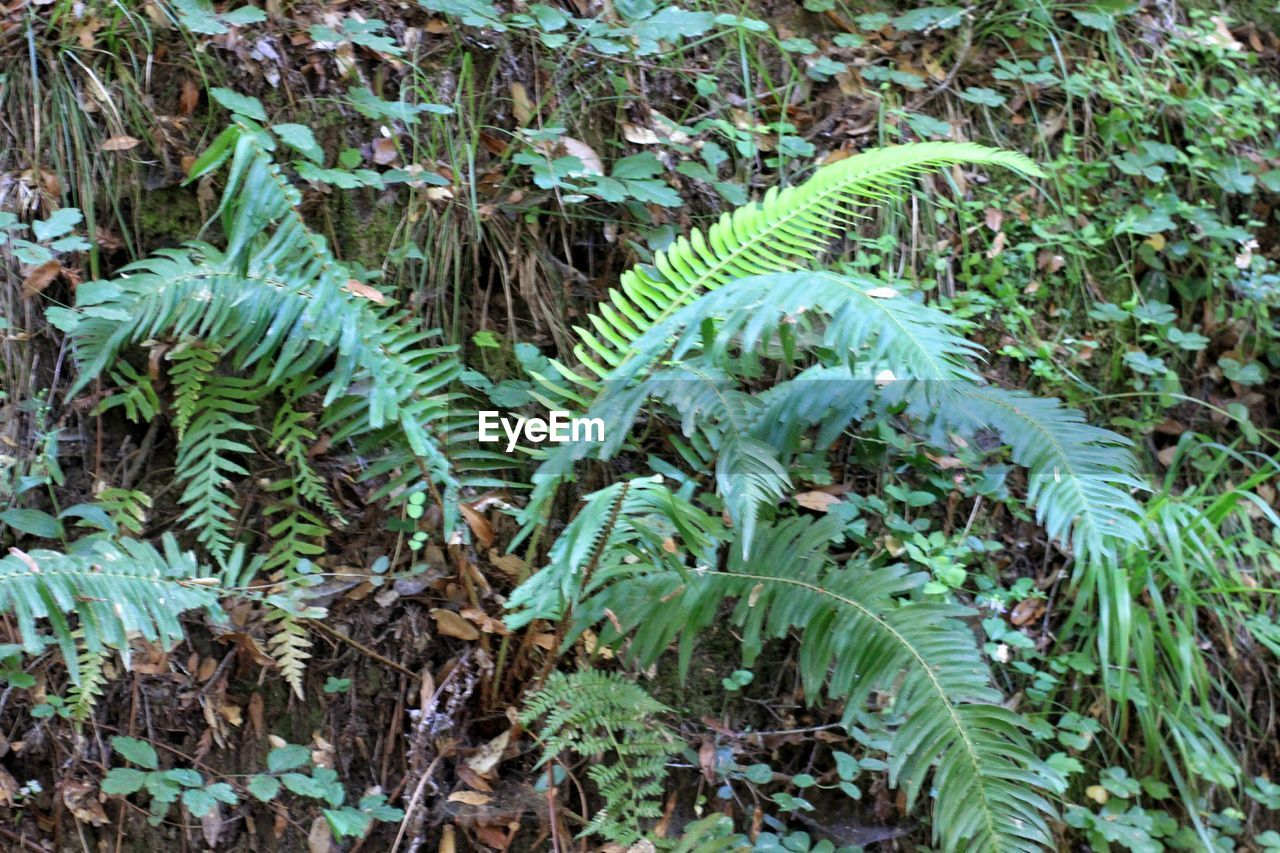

left=136, top=186, right=206, bottom=252
left=329, top=186, right=406, bottom=269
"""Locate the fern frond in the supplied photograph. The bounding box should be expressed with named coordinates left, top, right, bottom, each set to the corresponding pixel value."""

left=505, top=478, right=721, bottom=633
left=265, top=608, right=312, bottom=700
left=0, top=535, right=221, bottom=684
left=521, top=670, right=678, bottom=846
left=173, top=372, right=266, bottom=557
left=943, top=385, right=1146, bottom=560
left=561, top=142, right=1041, bottom=384
left=67, top=633, right=108, bottom=720
left=716, top=433, right=789, bottom=555
left=563, top=514, right=1060, bottom=852
left=168, top=339, right=221, bottom=441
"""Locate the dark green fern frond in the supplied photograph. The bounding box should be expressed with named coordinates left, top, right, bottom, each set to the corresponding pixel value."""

left=548, top=513, right=1060, bottom=852
left=505, top=478, right=720, bottom=633
left=0, top=535, right=222, bottom=684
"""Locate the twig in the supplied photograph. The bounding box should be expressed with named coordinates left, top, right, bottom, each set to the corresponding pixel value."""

left=0, top=824, right=45, bottom=852
left=307, top=620, right=422, bottom=682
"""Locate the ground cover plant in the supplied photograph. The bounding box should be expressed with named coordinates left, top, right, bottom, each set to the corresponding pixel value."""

left=2, top=0, right=1280, bottom=850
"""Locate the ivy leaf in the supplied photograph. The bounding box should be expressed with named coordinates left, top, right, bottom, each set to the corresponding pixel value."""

left=112, top=735, right=159, bottom=770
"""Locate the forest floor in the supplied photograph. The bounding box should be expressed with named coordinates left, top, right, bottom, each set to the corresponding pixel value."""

left=3, top=0, right=1280, bottom=850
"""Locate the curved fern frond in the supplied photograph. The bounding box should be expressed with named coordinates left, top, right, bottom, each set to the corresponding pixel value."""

left=0, top=535, right=222, bottom=683
left=523, top=507, right=1060, bottom=852
left=559, top=142, right=1041, bottom=385
left=944, top=385, right=1146, bottom=561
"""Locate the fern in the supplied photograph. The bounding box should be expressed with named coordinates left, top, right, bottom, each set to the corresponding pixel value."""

left=505, top=143, right=1150, bottom=852
left=511, top=494, right=1060, bottom=852
left=168, top=339, right=221, bottom=441
left=55, top=118, right=462, bottom=544
left=173, top=371, right=265, bottom=557
left=67, top=632, right=108, bottom=720
left=0, top=535, right=222, bottom=684
left=520, top=670, right=678, bottom=846
left=553, top=142, right=1042, bottom=386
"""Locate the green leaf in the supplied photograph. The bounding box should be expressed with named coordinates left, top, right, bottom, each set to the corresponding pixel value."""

left=324, top=806, right=373, bottom=839
left=101, top=767, right=149, bottom=795
left=267, top=743, right=312, bottom=773
left=32, top=208, right=83, bottom=242
left=112, top=736, right=159, bottom=770
left=163, top=768, right=204, bottom=787
left=281, top=772, right=326, bottom=798
left=182, top=787, right=218, bottom=816
left=247, top=774, right=282, bottom=802
left=0, top=509, right=62, bottom=539
left=958, top=87, right=1007, bottom=107
left=892, top=6, right=964, bottom=30
left=210, top=88, right=267, bottom=122
left=273, top=123, right=324, bottom=164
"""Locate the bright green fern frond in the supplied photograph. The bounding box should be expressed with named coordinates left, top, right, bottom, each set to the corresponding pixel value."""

left=67, top=633, right=108, bottom=720
left=521, top=670, right=678, bottom=846
left=562, top=142, right=1041, bottom=384
left=0, top=535, right=222, bottom=684
left=168, top=339, right=221, bottom=441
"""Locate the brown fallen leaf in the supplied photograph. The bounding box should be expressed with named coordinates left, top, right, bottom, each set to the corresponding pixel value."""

left=180, top=78, right=200, bottom=115
left=510, top=82, right=534, bottom=126
left=431, top=608, right=480, bottom=641
left=447, top=790, right=493, bottom=805
left=460, top=606, right=510, bottom=636
left=465, top=728, right=511, bottom=777
left=101, top=135, right=142, bottom=152
left=61, top=779, right=109, bottom=825
left=22, top=261, right=61, bottom=298
left=487, top=549, right=524, bottom=577
left=560, top=137, right=604, bottom=175
left=0, top=765, right=17, bottom=805
left=308, top=815, right=332, bottom=853
left=344, top=279, right=387, bottom=304
left=795, top=491, right=841, bottom=512
left=460, top=503, right=494, bottom=548
left=1009, top=597, right=1044, bottom=627
left=372, top=137, right=399, bottom=166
